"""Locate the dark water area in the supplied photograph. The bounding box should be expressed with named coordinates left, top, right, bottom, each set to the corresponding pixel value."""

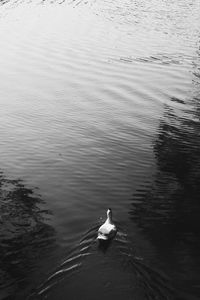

left=0, top=0, right=200, bottom=299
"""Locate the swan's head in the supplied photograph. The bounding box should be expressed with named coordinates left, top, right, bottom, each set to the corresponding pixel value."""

left=107, top=208, right=112, bottom=218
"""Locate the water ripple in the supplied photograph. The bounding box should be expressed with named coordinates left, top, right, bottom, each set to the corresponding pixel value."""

left=0, top=0, right=200, bottom=299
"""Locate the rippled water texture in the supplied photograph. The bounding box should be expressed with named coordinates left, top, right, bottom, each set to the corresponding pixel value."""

left=0, top=0, right=200, bottom=299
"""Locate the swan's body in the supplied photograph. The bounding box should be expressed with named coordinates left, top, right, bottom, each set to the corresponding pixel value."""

left=97, top=208, right=117, bottom=241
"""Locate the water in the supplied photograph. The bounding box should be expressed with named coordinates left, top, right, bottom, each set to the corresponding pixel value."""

left=0, top=0, right=200, bottom=299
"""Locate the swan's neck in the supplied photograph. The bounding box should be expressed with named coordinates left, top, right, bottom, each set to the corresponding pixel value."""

left=106, top=211, right=112, bottom=223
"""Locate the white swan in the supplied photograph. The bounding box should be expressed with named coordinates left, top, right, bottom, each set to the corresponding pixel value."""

left=97, top=208, right=117, bottom=241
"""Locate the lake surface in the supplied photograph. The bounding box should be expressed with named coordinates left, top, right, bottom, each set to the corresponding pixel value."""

left=0, top=0, right=200, bottom=299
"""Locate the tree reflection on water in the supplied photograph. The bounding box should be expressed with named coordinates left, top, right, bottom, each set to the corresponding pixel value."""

left=130, top=68, right=200, bottom=298
left=0, top=171, right=56, bottom=299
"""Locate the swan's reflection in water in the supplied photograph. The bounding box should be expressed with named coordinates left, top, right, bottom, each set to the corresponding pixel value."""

left=97, top=239, right=112, bottom=253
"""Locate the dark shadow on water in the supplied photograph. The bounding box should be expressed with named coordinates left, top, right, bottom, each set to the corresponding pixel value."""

left=129, top=52, right=200, bottom=299
left=26, top=224, right=100, bottom=300
left=0, top=171, right=56, bottom=300
left=26, top=219, right=177, bottom=300
left=97, top=239, right=112, bottom=253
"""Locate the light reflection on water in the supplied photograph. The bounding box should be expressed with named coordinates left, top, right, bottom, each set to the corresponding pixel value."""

left=0, top=0, right=200, bottom=299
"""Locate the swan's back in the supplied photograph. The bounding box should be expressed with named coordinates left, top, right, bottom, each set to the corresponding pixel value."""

left=97, top=209, right=117, bottom=240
